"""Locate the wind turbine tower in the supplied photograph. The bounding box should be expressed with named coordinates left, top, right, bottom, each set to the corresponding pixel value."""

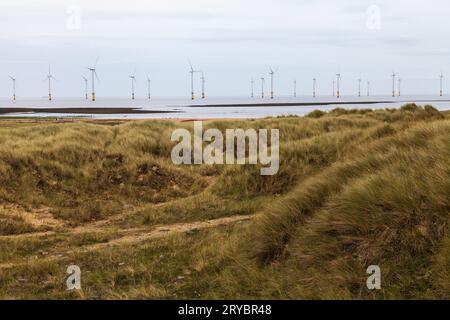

left=147, top=76, right=151, bottom=100
left=250, top=78, right=254, bottom=98
left=391, top=72, right=396, bottom=97
left=293, top=80, right=297, bottom=98
left=313, top=78, right=317, bottom=98
left=367, top=81, right=370, bottom=97
left=82, top=76, right=88, bottom=100
left=398, top=78, right=401, bottom=97
left=358, top=77, right=362, bottom=97
left=87, top=58, right=99, bottom=101
left=129, top=73, right=136, bottom=100
left=189, top=62, right=199, bottom=100
left=336, top=74, right=341, bottom=98
left=333, top=80, right=335, bottom=97
left=440, top=73, right=444, bottom=97
left=261, top=77, right=265, bottom=99
left=9, top=76, right=16, bottom=102
left=269, top=67, right=274, bottom=99
left=46, top=66, right=56, bottom=101
left=200, top=71, right=206, bottom=99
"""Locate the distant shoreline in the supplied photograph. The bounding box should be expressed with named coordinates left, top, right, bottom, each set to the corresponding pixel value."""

left=0, top=99, right=449, bottom=117
left=189, top=99, right=450, bottom=108
left=0, top=107, right=180, bottom=115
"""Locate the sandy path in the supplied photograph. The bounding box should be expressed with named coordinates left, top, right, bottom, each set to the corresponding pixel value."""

left=0, top=204, right=63, bottom=229
left=0, top=177, right=219, bottom=241
left=0, top=214, right=254, bottom=270
left=77, top=214, right=253, bottom=251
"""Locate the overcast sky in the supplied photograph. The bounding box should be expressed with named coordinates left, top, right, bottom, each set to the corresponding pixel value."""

left=1, top=0, right=450, bottom=98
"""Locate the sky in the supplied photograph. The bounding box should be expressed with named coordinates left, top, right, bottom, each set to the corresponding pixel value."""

left=0, top=0, right=450, bottom=98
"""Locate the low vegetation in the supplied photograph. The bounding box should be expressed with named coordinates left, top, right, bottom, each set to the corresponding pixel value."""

left=0, top=104, right=448, bottom=299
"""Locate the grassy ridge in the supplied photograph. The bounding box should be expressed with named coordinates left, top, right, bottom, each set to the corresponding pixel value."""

left=198, top=105, right=450, bottom=299
left=0, top=121, right=207, bottom=225
left=253, top=121, right=450, bottom=299
left=0, top=104, right=448, bottom=299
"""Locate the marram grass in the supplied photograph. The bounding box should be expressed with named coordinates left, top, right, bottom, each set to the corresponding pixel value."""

left=0, top=104, right=448, bottom=299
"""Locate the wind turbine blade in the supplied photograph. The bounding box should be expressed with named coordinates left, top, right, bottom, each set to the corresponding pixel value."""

left=94, top=57, right=99, bottom=68
left=94, top=71, right=100, bottom=82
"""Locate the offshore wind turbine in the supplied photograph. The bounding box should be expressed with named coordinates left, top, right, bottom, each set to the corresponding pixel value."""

left=87, top=58, right=99, bottom=101
left=391, top=71, right=396, bottom=97
left=333, top=80, right=335, bottom=97
left=358, top=77, right=362, bottom=97
left=250, top=78, right=254, bottom=98
left=9, top=76, right=16, bottom=102
left=189, top=62, right=199, bottom=100
left=336, top=74, right=341, bottom=98
left=293, top=80, right=297, bottom=98
left=398, top=77, right=402, bottom=97
left=200, top=71, right=206, bottom=99
left=147, top=76, right=151, bottom=100
left=129, top=70, right=136, bottom=100
left=260, top=77, right=265, bottom=99
left=367, top=81, right=370, bottom=97
left=45, top=65, right=56, bottom=101
left=82, top=76, right=88, bottom=100
left=440, top=73, right=444, bottom=96
left=269, top=67, right=274, bottom=99
left=312, top=78, right=317, bottom=98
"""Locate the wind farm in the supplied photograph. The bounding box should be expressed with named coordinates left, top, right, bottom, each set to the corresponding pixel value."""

left=21, top=52, right=438, bottom=111
left=0, top=65, right=450, bottom=119
left=0, top=55, right=447, bottom=113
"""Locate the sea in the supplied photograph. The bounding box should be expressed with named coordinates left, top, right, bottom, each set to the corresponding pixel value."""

left=0, top=95, right=449, bottom=119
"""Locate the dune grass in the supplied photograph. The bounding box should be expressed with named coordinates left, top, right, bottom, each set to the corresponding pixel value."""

left=0, top=104, right=448, bottom=299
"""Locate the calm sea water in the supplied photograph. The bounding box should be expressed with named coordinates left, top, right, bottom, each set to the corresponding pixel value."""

left=0, top=95, right=449, bottom=119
